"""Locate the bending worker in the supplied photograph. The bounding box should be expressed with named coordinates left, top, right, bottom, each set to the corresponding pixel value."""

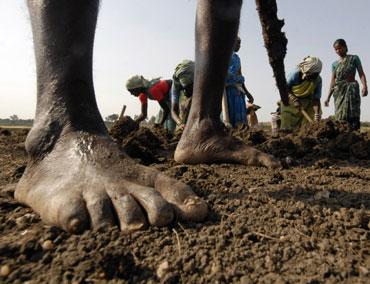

left=171, top=60, right=195, bottom=130
left=126, top=75, right=176, bottom=131
left=280, top=56, right=323, bottom=131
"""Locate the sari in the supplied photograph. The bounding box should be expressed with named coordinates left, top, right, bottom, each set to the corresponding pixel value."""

left=332, top=55, right=362, bottom=129
left=281, top=69, right=322, bottom=130
left=225, top=53, right=247, bottom=128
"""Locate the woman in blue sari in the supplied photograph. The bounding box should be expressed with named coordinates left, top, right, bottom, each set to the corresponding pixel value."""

left=223, top=37, right=254, bottom=128
left=324, top=39, right=368, bottom=130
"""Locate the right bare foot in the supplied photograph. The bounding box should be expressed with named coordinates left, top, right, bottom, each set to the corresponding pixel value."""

left=175, top=118, right=281, bottom=168
left=15, top=131, right=207, bottom=233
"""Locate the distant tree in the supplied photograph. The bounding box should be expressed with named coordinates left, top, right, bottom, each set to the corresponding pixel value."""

left=105, top=114, right=119, bottom=122
left=9, top=114, right=19, bottom=121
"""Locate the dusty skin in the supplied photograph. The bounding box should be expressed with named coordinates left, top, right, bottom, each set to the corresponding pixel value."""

left=15, top=131, right=207, bottom=233
left=175, top=118, right=280, bottom=168
left=17, top=0, right=285, bottom=233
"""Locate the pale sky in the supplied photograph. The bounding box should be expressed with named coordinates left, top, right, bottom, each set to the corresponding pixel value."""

left=0, top=0, right=369, bottom=122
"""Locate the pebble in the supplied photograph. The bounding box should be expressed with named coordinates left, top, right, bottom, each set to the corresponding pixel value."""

left=279, top=235, right=288, bottom=241
left=41, top=240, right=54, bottom=251
left=200, top=255, right=208, bottom=267
left=248, top=187, right=258, bottom=193
left=211, top=262, right=220, bottom=274
left=0, top=265, right=11, bottom=277
left=240, top=275, right=251, bottom=284
left=359, top=266, right=369, bottom=276
left=285, top=156, right=293, bottom=165
left=156, top=260, right=170, bottom=279
left=15, top=213, right=37, bottom=227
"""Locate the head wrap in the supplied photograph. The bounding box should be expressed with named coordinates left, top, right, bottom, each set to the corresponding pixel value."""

left=126, top=75, right=149, bottom=90
left=174, top=60, right=194, bottom=88
left=298, top=56, right=322, bottom=79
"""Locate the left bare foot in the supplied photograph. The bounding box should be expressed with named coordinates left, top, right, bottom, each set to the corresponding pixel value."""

left=175, top=118, right=280, bottom=168
left=15, top=131, right=208, bottom=233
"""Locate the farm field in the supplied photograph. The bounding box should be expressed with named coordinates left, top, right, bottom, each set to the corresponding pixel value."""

left=0, top=120, right=369, bottom=283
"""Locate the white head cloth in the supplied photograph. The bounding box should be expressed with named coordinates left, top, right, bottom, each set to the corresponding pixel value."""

left=298, top=56, right=322, bottom=79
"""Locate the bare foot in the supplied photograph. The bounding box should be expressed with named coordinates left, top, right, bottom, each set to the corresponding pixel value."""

left=175, top=118, right=280, bottom=168
left=15, top=131, right=207, bottom=233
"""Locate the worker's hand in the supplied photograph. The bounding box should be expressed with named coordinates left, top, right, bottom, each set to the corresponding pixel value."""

left=247, top=96, right=254, bottom=104
left=288, top=94, right=301, bottom=109
left=314, top=113, right=321, bottom=123
left=324, top=99, right=330, bottom=107
left=224, top=121, right=233, bottom=129
left=177, top=124, right=185, bottom=131
left=362, top=86, right=368, bottom=97
left=293, top=99, right=301, bottom=110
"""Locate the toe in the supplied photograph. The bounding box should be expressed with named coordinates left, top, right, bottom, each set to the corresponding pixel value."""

left=178, top=195, right=208, bottom=222
left=83, top=190, right=115, bottom=230
left=110, top=194, right=147, bottom=233
left=230, top=146, right=280, bottom=168
left=54, top=194, right=90, bottom=234
left=154, top=175, right=208, bottom=222
left=126, top=182, right=174, bottom=227
left=258, top=152, right=282, bottom=169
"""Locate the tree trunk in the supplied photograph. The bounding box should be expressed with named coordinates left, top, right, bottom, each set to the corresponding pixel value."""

left=255, top=0, right=289, bottom=105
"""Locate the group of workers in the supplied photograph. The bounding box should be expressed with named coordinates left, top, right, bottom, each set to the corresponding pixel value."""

left=125, top=37, right=257, bottom=132
left=18, top=0, right=369, bottom=234
left=272, top=39, right=368, bottom=134
left=125, top=59, right=195, bottom=132
left=126, top=38, right=368, bottom=135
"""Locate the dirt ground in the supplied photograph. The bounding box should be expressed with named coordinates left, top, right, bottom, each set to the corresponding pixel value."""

left=0, top=119, right=369, bottom=283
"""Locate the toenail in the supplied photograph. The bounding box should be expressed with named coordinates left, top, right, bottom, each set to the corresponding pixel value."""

left=184, top=197, right=200, bottom=206
left=68, top=218, right=82, bottom=233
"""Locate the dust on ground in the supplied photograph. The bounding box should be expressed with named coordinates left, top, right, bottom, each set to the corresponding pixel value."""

left=0, top=120, right=369, bottom=283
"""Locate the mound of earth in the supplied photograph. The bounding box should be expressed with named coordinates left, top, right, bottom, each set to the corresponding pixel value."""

left=108, top=117, right=179, bottom=165
left=233, top=120, right=370, bottom=164
left=109, top=116, right=140, bottom=142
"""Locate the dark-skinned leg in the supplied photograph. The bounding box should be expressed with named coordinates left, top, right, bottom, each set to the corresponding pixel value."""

left=175, top=0, right=280, bottom=168
left=15, top=0, right=207, bottom=233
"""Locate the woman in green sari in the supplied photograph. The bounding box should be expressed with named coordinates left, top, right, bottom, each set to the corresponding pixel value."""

left=280, top=56, right=323, bottom=131
left=325, top=39, right=368, bottom=130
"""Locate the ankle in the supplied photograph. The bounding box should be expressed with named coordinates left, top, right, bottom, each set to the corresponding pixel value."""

left=25, top=116, right=107, bottom=158
left=25, top=118, right=64, bottom=158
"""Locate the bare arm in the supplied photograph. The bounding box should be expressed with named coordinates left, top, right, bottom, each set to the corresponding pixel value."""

left=324, top=72, right=336, bottom=106
left=158, top=100, right=170, bottom=125
left=135, top=103, right=147, bottom=124
left=358, top=67, right=368, bottom=97
left=313, top=98, right=321, bottom=122
left=171, top=102, right=182, bottom=126
left=238, top=60, right=254, bottom=103
left=242, top=84, right=254, bottom=103
left=222, top=90, right=231, bottom=128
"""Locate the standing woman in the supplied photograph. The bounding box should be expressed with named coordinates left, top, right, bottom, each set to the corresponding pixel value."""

left=126, top=75, right=176, bottom=131
left=223, top=36, right=254, bottom=128
left=325, top=39, right=368, bottom=130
